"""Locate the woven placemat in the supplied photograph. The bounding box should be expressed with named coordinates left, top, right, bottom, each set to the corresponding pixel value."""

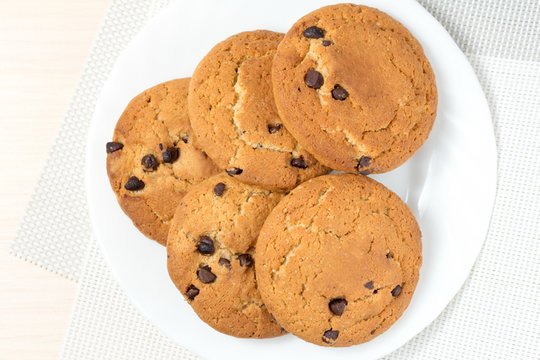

left=10, top=0, right=540, bottom=358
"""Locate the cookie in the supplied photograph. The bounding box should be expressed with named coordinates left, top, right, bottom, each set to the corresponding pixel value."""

left=188, top=30, right=329, bottom=191
left=106, top=79, right=220, bottom=245
left=255, top=173, right=422, bottom=346
left=272, top=4, right=437, bottom=174
left=167, top=173, right=285, bottom=338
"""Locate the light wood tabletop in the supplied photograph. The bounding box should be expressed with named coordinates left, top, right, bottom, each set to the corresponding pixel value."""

left=0, top=1, right=110, bottom=359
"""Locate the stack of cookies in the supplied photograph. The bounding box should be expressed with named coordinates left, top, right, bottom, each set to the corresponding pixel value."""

left=106, top=3, right=436, bottom=348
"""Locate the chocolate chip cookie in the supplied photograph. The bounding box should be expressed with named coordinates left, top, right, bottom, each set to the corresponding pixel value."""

left=272, top=4, right=437, bottom=174
left=106, top=78, right=220, bottom=245
left=188, top=30, right=329, bottom=191
left=167, top=173, right=285, bottom=338
left=255, top=173, right=422, bottom=346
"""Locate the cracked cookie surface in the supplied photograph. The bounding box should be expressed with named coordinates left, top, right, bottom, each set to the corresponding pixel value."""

left=167, top=173, right=286, bottom=338
left=272, top=4, right=437, bottom=174
left=106, top=79, right=220, bottom=245
left=188, top=30, right=329, bottom=191
left=255, top=173, right=422, bottom=346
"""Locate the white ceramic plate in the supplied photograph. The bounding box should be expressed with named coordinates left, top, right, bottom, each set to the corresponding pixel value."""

left=85, top=1, right=497, bottom=359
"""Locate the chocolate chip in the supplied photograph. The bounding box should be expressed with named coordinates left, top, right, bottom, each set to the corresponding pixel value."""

left=359, top=169, right=371, bottom=175
left=197, top=236, right=214, bottom=255
left=386, top=252, right=393, bottom=259
left=391, top=285, right=402, bottom=297
left=238, top=254, right=253, bottom=267
left=226, top=167, right=243, bottom=176
left=373, top=289, right=378, bottom=294
left=364, top=281, right=374, bottom=290
left=322, top=329, right=339, bottom=343
left=124, top=176, right=144, bottom=191
left=213, top=183, right=226, bottom=196
left=197, top=265, right=216, bottom=284
left=218, top=257, right=231, bottom=270
left=159, top=143, right=163, bottom=150
left=268, top=124, right=283, bottom=134
left=185, top=284, right=199, bottom=300
left=322, top=40, right=332, bottom=46
left=357, top=156, right=371, bottom=168
left=181, top=137, right=189, bottom=144
left=162, top=146, right=179, bottom=163
left=141, top=154, right=158, bottom=171
left=290, top=156, right=309, bottom=169
left=106, top=142, right=123, bottom=153
left=305, top=69, right=324, bottom=89
left=370, top=330, right=375, bottom=335
left=328, top=298, right=347, bottom=316
left=303, top=26, right=325, bottom=39
left=331, top=84, right=349, bottom=101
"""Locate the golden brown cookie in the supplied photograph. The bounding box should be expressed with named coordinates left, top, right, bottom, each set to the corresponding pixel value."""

left=188, top=30, right=329, bottom=191
left=255, top=173, right=422, bottom=347
left=272, top=4, right=437, bottom=174
left=106, top=79, right=220, bottom=245
left=167, top=173, right=285, bottom=338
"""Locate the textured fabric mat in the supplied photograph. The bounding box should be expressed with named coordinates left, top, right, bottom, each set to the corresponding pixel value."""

left=9, top=0, right=539, bottom=358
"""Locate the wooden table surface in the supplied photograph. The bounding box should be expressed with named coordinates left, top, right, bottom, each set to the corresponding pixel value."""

left=0, top=1, right=109, bottom=358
